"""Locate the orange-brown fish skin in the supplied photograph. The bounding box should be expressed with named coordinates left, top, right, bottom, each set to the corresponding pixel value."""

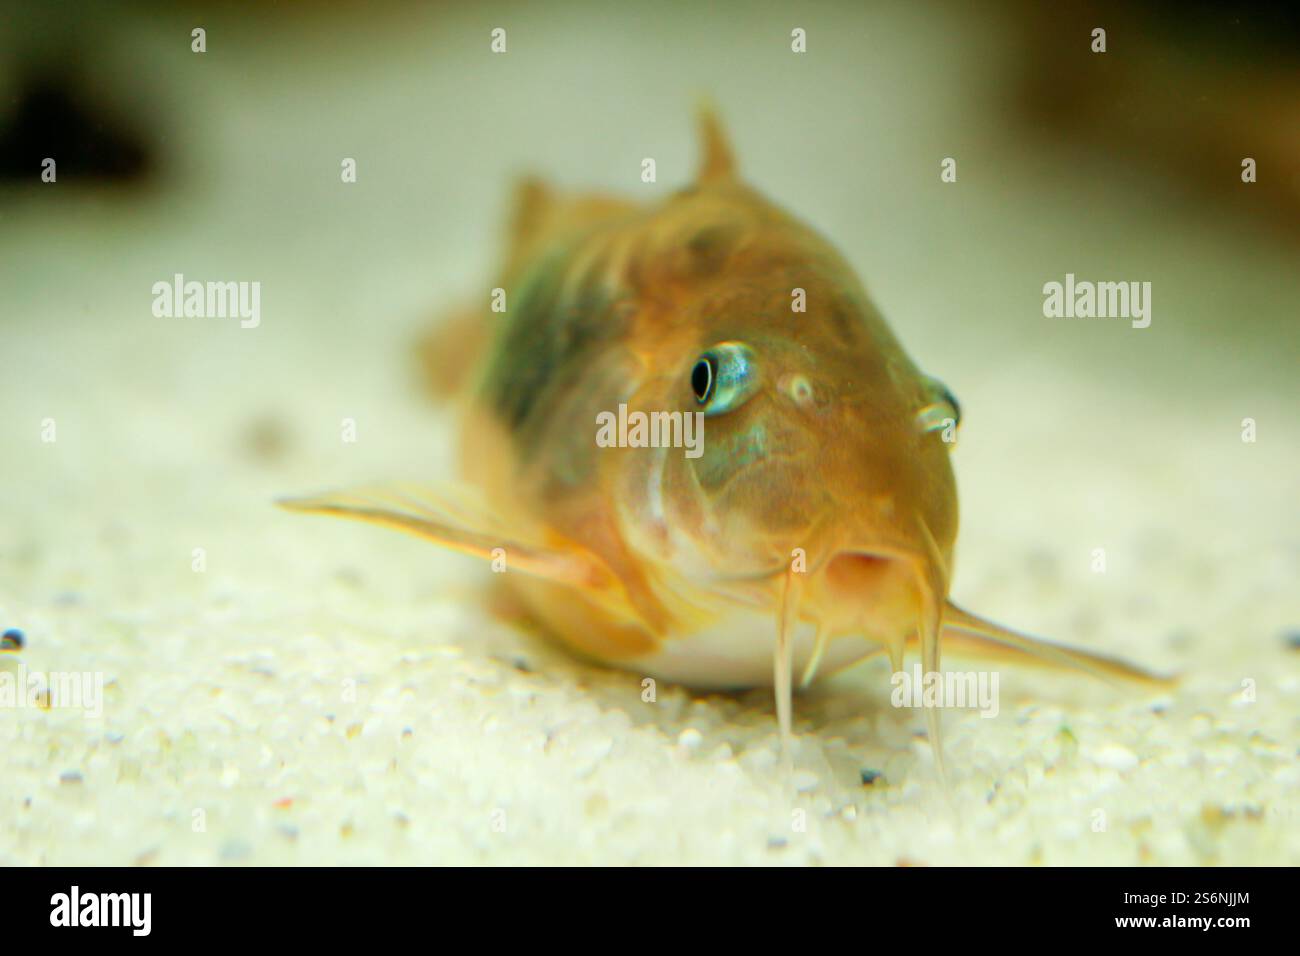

left=285, top=112, right=1171, bottom=696
left=446, top=127, right=960, bottom=682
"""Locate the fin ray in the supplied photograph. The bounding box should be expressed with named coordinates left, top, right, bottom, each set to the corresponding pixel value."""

left=278, top=482, right=638, bottom=619
left=943, top=601, right=1175, bottom=687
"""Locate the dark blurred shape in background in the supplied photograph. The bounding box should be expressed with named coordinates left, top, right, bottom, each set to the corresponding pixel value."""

left=0, top=66, right=155, bottom=184
left=1, top=0, right=1295, bottom=240
left=1006, top=0, right=1300, bottom=239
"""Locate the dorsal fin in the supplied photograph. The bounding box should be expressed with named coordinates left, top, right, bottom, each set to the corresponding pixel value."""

left=695, top=100, right=737, bottom=184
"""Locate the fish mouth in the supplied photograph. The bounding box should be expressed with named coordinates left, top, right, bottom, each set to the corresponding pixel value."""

left=815, top=532, right=948, bottom=639
left=822, top=550, right=905, bottom=600
left=823, top=537, right=940, bottom=595
left=772, top=532, right=948, bottom=749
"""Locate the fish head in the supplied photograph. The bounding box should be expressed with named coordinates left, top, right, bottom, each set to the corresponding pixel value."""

left=652, top=275, right=959, bottom=631
left=608, top=108, right=962, bottom=653
left=608, top=191, right=959, bottom=652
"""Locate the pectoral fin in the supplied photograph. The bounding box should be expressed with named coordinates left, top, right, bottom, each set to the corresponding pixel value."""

left=278, top=482, right=636, bottom=618
left=942, top=601, right=1175, bottom=687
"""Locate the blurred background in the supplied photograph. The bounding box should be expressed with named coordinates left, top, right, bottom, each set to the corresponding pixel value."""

left=0, top=1, right=1296, bottom=865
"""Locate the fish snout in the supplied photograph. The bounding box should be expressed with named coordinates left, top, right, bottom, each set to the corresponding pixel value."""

left=810, top=534, right=950, bottom=645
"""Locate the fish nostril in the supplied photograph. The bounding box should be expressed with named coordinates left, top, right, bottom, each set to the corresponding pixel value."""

left=783, top=373, right=815, bottom=408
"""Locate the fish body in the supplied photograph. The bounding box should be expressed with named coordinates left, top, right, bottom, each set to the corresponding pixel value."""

left=284, top=109, right=1167, bottom=742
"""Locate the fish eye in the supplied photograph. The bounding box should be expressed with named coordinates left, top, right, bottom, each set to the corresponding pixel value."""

left=691, top=357, right=715, bottom=403
left=917, top=375, right=961, bottom=435
left=937, top=384, right=961, bottom=427
left=691, top=342, right=759, bottom=416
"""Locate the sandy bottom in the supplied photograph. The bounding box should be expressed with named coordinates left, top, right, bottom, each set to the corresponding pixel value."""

left=1, top=2, right=1296, bottom=865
